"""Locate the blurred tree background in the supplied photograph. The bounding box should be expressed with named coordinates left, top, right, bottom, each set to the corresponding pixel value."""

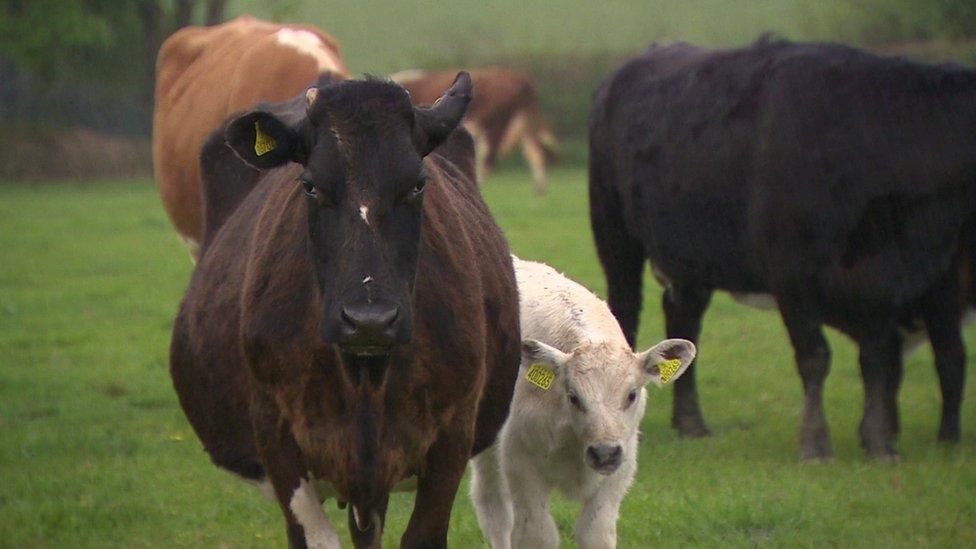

left=0, top=0, right=974, bottom=180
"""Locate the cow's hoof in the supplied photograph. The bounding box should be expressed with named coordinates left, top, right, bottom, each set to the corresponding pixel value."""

left=865, top=444, right=900, bottom=463
left=673, top=416, right=711, bottom=438
left=937, top=427, right=960, bottom=444
left=800, top=441, right=833, bottom=462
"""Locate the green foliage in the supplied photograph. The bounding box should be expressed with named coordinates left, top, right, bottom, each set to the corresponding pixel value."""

left=0, top=0, right=114, bottom=82
left=1, top=171, right=975, bottom=546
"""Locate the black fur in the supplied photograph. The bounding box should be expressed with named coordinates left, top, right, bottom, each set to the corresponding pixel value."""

left=589, top=38, right=976, bottom=459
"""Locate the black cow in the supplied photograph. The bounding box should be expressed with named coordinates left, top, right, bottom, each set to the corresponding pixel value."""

left=589, top=38, right=976, bottom=460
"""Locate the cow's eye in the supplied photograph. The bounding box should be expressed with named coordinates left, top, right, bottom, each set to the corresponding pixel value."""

left=626, top=390, right=638, bottom=407
left=299, top=177, right=318, bottom=199
left=406, top=178, right=427, bottom=203
left=568, top=393, right=583, bottom=411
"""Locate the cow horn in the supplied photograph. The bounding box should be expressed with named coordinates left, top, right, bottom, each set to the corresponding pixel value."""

left=305, top=87, right=319, bottom=107
left=412, top=71, right=473, bottom=156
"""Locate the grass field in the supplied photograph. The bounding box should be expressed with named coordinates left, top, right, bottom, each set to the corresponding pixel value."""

left=1, top=168, right=975, bottom=547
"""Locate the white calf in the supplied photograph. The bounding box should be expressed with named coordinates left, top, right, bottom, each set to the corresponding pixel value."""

left=471, top=258, right=696, bottom=548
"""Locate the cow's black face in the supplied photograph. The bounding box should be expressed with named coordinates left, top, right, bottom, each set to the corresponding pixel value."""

left=225, top=74, right=472, bottom=357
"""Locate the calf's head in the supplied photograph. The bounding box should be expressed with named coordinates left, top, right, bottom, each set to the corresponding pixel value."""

left=224, top=73, right=472, bottom=356
left=523, top=338, right=696, bottom=474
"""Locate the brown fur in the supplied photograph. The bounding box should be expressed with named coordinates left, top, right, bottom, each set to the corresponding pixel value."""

left=394, top=67, right=558, bottom=194
left=170, top=113, right=520, bottom=547
left=152, top=15, right=348, bottom=256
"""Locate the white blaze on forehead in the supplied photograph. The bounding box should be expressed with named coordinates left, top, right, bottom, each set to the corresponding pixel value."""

left=274, top=28, right=344, bottom=73
left=359, top=205, right=370, bottom=225
left=288, top=479, right=341, bottom=549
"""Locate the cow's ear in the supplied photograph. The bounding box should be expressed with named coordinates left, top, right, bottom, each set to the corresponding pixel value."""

left=522, top=339, right=570, bottom=371
left=225, top=111, right=302, bottom=169
left=521, top=339, right=569, bottom=392
left=412, top=71, right=472, bottom=156
left=637, top=339, right=696, bottom=388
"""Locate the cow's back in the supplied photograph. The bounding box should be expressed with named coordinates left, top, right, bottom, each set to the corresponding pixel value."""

left=152, top=16, right=347, bottom=254
left=593, top=39, right=976, bottom=314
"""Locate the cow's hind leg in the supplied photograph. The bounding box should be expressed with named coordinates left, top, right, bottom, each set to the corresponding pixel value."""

left=923, top=275, right=966, bottom=443
left=778, top=303, right=833, bottom=460
left=520, top=134, right=548, bottom=195
left=857, top=331, right=902, bottom=460
left=663, top=284, right=713, bottom=437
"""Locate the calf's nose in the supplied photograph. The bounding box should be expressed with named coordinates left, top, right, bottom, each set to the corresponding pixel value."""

left=586, top=444, right=623, bottom=473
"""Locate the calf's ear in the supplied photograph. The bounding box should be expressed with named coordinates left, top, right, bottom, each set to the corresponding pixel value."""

left=637, top=339, right=696, bottom=388
left=225, top=111, right=303, bottom=169
left=522, top=339, right=570, bottom=371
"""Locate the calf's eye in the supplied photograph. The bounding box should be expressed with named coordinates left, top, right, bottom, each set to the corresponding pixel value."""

left=627, top=390, right=638, bottom=406
left=568, top=393, right=583, bottom=410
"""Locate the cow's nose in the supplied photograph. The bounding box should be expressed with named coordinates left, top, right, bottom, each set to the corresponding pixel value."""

left=586, top=444, right=623, bottom=474
left=339, top=302, right=399, bottom=354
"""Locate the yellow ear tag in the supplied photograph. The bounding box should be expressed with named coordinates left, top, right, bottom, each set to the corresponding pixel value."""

left=525, top=363, right=555, bottom=390
left=658, top=358, right=682, bottom=384
left=254, top=121, right=277, bottom=156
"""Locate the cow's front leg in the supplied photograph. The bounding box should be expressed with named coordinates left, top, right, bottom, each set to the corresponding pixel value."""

left=506, top=456, right=557, bottom=549
left=400, top=425, right=474, bottom=549
left=252, top=396, right=341, bottom=549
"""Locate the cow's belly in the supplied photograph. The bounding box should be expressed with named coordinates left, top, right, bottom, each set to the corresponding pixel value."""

left=312, top=476, right=418, bottom=501
left=899, top=308, right=976, bottom=357
left=729, top=292, right=778, bottom=310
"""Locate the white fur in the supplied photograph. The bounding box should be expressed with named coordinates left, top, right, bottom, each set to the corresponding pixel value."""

left=288, top=478, right=341, bottom=549
left=471, top=257, right=695, bottom=548
left=274, top=29, right=343, bottom=73
left=359, top=204, right=370, bottom=225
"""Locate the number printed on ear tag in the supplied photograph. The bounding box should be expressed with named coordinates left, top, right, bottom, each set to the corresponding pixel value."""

left=254, top=121, right=277, bottom=156
left=525, top=363, right=555, bottom=390
left=658, top=358, right=682, bottom=384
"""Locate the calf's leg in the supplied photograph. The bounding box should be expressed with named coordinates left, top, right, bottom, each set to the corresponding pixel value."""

left=663, top=284, right=713, bottom=437
left=470, top=445, right=513, bottom=549
left=857, top=331, right=901, bottom=460
left=575, top=459, right=633, bottom=549
left=778, top=303, right=833, bottom=460
left=506, top=461, right=558, bottom=549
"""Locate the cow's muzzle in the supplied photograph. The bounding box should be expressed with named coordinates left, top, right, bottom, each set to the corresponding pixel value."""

left=338, top=300, right=400, bottom=356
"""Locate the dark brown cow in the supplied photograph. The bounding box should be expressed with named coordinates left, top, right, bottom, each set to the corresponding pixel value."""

left=169, top=73, right=521, bottom=548
left=392, top=67, right=558, bottom=194
left=153, top=15, right=348, bottom=258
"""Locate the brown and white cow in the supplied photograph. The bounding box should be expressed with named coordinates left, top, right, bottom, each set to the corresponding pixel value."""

left=391, top=67, right=558, bottom=194
left=152, top=15, right=348, bottom=258
left=170, top=73, right=521, bottom=548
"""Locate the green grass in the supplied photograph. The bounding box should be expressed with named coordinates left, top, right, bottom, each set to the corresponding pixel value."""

left=1, top=169, right=975, bottom=547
